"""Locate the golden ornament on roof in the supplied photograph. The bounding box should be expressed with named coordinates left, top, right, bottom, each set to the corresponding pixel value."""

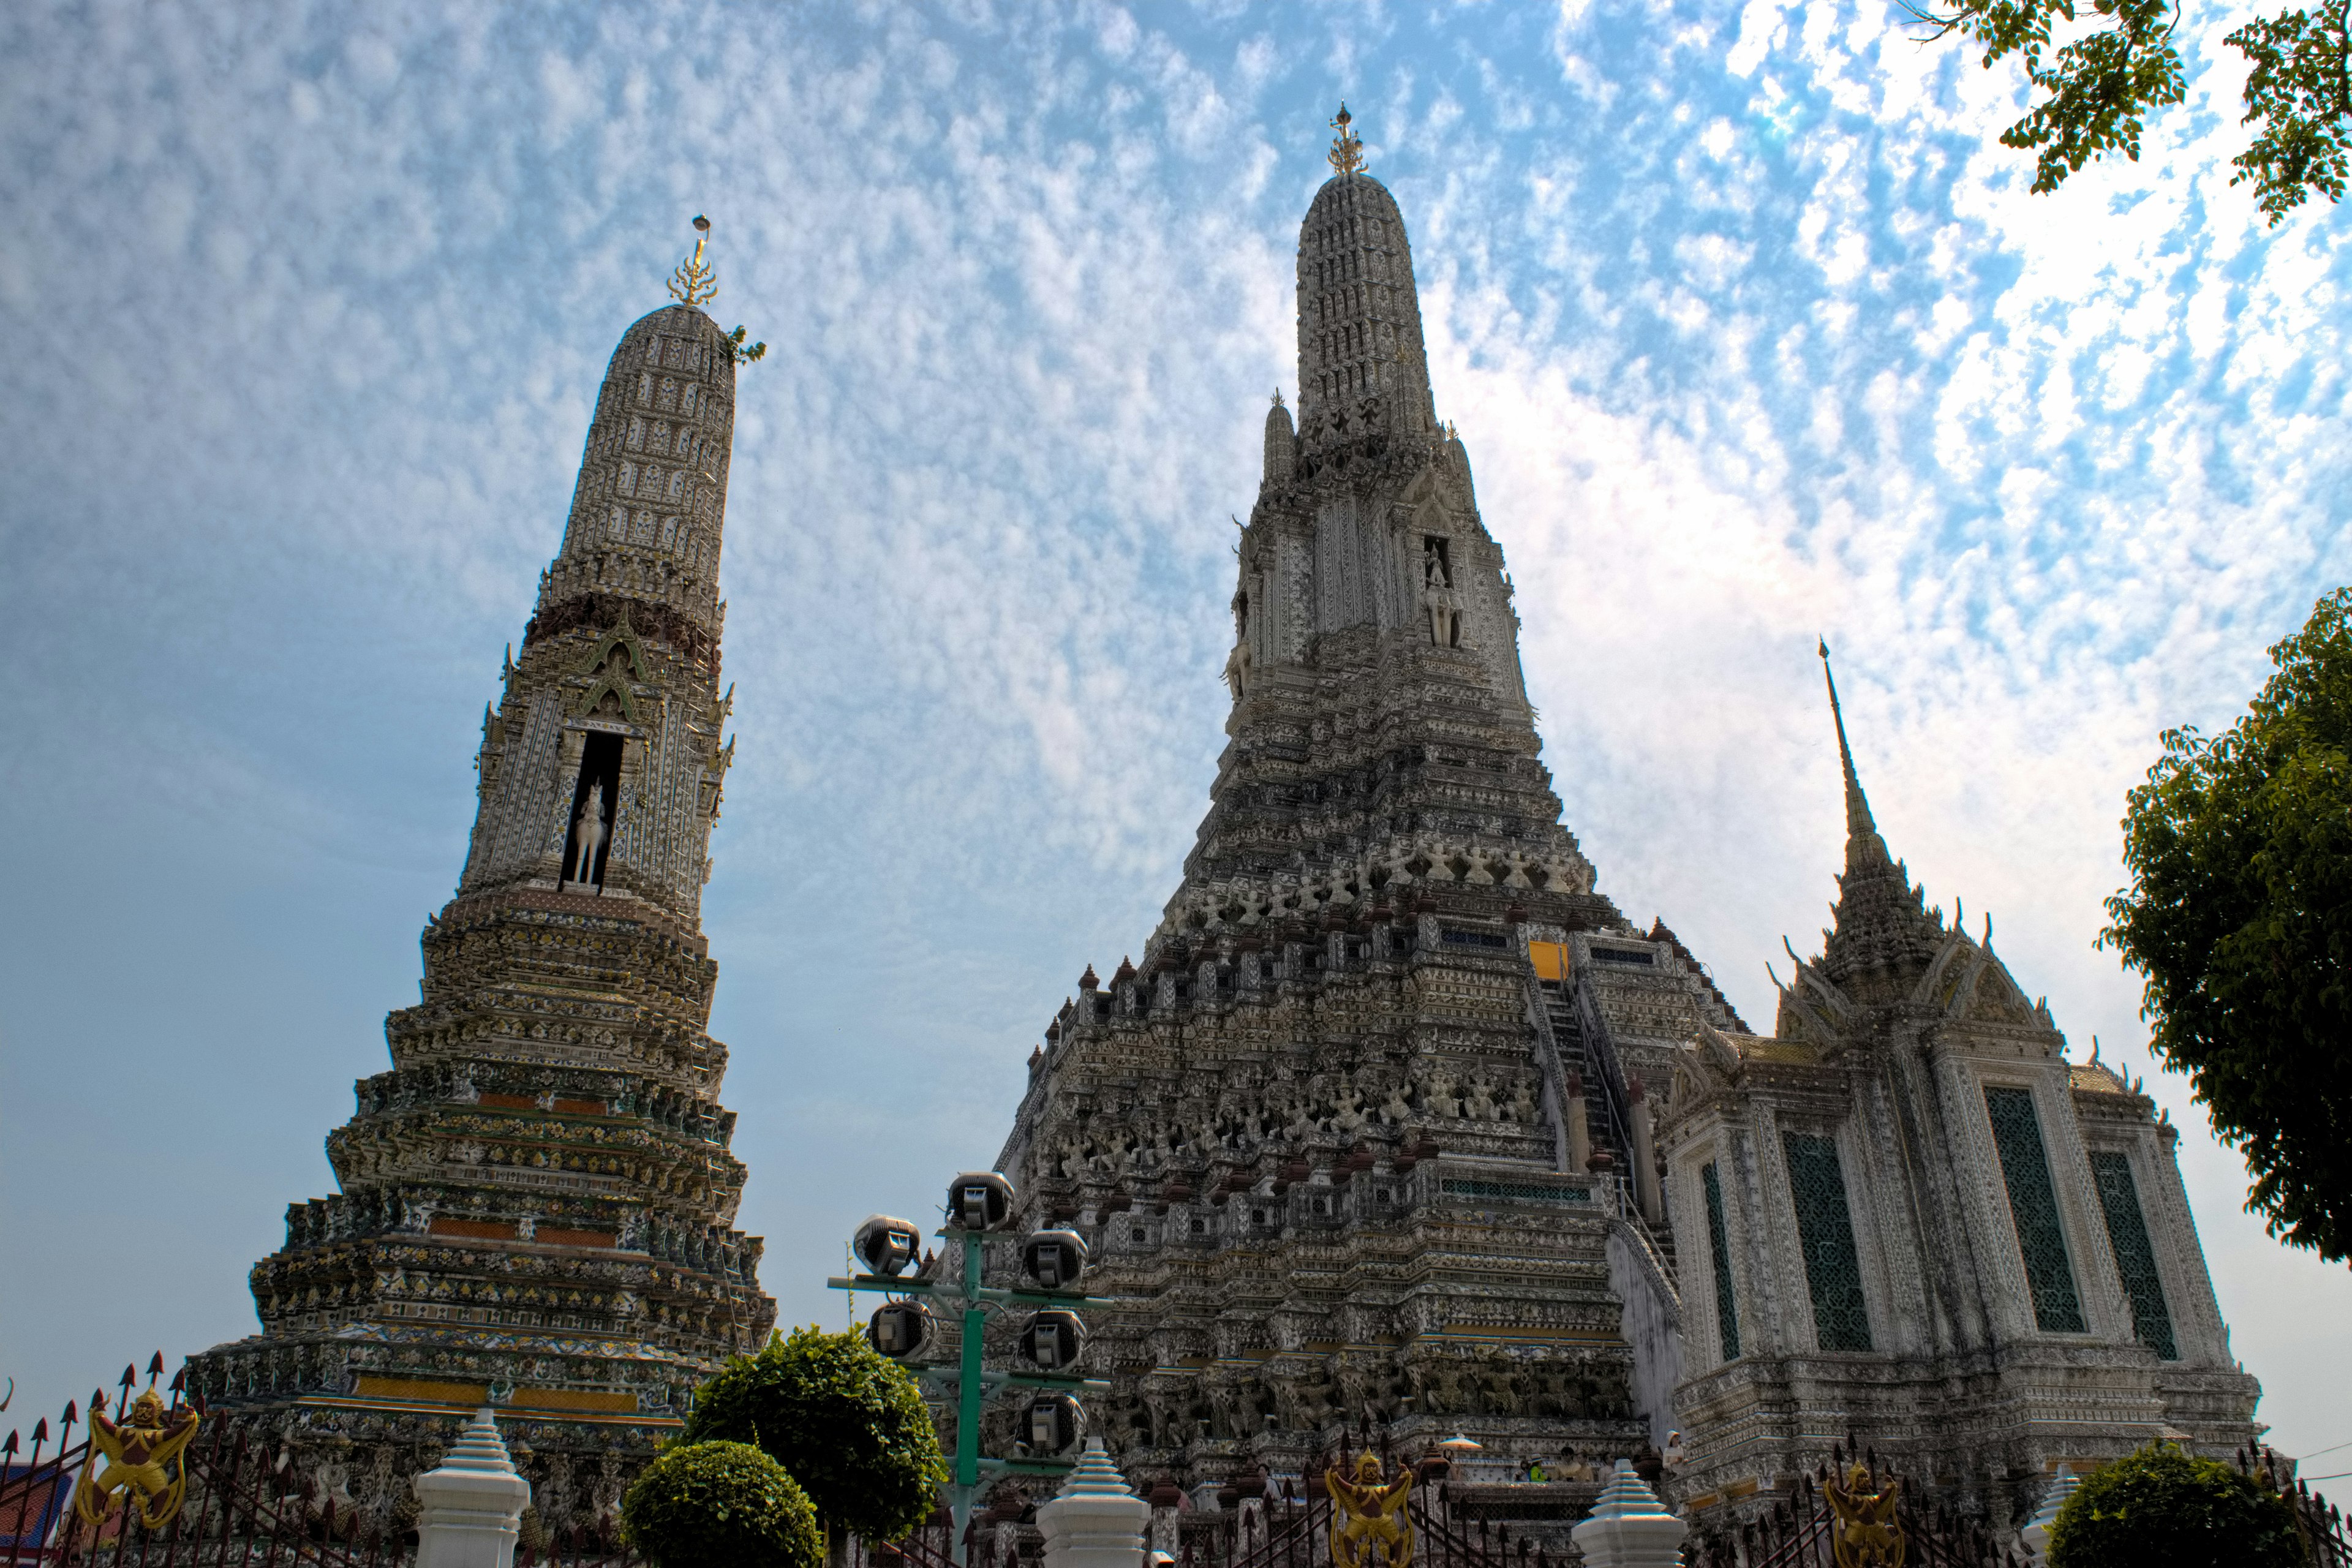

left=668, top=214, right=719, bottom=307
left=1328, top=104, right=1367, bottom=176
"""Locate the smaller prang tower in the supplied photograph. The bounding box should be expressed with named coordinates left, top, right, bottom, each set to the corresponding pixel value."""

left=190, top=224, right=777, bottom=1522
left=1655, top=647, right=2258, bottom=1528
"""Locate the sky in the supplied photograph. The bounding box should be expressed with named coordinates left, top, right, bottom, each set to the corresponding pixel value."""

left=2, top=0, right=2349, bottom=1476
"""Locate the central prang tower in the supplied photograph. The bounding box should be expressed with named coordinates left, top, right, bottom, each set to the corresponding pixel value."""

left=190, top=226, right=777, bottom=1530
left=992, top=113, right=1740, bottom=1513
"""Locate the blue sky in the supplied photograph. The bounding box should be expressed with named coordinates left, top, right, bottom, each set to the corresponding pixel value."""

left=3, top=0, right=2349, bottom=1468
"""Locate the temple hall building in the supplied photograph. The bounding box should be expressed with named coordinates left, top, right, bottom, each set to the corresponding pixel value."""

left=986, top=112, right=2257, bottom=1532
left=186, top=228, right=776, bottom=1534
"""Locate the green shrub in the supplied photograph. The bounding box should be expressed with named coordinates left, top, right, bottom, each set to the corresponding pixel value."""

left=620, top=1439, right=821, bottom=1568
left=2048, top=1442, right=2302, bottom=1568
left=684, top=1324, right=948, bottom=1542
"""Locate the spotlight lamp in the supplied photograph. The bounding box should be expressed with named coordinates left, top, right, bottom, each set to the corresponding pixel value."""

left=948, top=1170, right=1016, bottom=1232
left=1027, top=1392, right=1085, bottom=1456
left=1019, top=1309, right=1087, bottom=1370
left=867, top=1299, right=935, bottom=1361
left=1020, top=1228, right=1090, bottom=1290
left=854, top=1213, right=924, bottom=1277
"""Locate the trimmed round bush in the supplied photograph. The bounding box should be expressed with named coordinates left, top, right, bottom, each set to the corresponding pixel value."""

left=684, top=1324, right=948, bottom=1542
left=2048, top=1442, right=2301, bottom=1568
left=621, top=1439, right=822, bottom=1568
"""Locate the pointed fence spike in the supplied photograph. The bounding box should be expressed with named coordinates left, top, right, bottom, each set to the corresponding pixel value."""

left=119, top=1365, right=136, bottom=1392
left=2, top=1430, right=15, bottom=1456
left=33, top=1417, right=49, bottom=1443
left=148, top=1351, right=165, bottom=1380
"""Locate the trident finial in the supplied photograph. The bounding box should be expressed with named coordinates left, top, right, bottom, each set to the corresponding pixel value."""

left=668, top=214, right=718, bottom=307
left=1328, top=104, right=1366, bottom=175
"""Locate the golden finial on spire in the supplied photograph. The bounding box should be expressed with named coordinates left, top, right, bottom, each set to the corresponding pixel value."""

left=668, top=214, right=718, bottom=307
left=1328, top=104, right=1366, bottom=176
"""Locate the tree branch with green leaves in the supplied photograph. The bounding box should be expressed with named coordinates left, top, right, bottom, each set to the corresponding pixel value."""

left=1902, top=0, right=2352, bottom=223
left=2100, top=589, right=2352, bottom=1266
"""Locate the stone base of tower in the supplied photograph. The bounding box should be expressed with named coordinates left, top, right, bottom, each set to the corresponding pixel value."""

left=187, top=881, right=776, bottom=1526
left=995, top=890, right=1748, bottom=1501
left=1670, top=1345, right=2261, bottom=1530
left=178, top=1345, right=682, bottom=1540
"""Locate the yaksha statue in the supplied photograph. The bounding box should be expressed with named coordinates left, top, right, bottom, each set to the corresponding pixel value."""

left=75, top=1390, right=202, bottom=1529
left=1824, top=1461, right=1904, bottom=1568
left=1327, top=1450, right=1415, bottom=1568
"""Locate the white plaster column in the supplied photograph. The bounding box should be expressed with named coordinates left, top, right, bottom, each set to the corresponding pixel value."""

left=1569, top=1460, right=1686, bottom=1568
left=1629, top=1082, right=1664, bottom=1226
left=1566, top=1072, right=1593, bottom=1175
left=1037, top=1439, right=1150, bottom=1568
left=414, top=1408, right=532, bottom=1568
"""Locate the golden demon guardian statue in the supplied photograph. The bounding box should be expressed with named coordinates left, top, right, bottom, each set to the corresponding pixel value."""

left=73, top=1390, right=202, bottom=1530
left=1823, top=1460, right=1905, bottom=1568
left=1328, top=1450, right=1416, bottom=1568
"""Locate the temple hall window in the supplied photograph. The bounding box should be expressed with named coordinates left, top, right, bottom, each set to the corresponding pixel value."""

left=1984, top=1086, right=2088, bottom=1333
left=1703, top=1159, right=1741, bottom=1360
left=1782, top=1131, right=1872, bottom=1351
left=2090, top=1150, right=2179, bottom=1359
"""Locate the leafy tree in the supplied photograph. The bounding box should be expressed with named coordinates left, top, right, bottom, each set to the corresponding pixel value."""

left=2101, top=587, right=2352, bottom=1264
left=683, top=1324, right=948, bottom=1544
left=621, top=1439, right=823, bottom=1568
left=1902, top=0, right=2352, bottom=222
left=2047, top=1442, right=2301, bottom=1567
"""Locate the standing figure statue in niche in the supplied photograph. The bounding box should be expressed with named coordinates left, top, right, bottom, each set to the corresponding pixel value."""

left=568, top=782, right=608, bottom=888
left=1422, top=537, right=1460, bottom=649
left=1226, top=590, right=1254, bottom=701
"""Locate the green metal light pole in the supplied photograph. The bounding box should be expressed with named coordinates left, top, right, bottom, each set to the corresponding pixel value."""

left=829, top=1185, right=1115, bottom=1567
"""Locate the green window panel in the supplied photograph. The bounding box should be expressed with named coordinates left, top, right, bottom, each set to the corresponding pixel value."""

left=1702, top=1160, right=1741, bottom=1360
left=2090, top=1150, right=2179, bottom=1360
left=1983, top=1085, right=2087, bottom=1333
left=1781, top=1131, right=1872, bottom=1351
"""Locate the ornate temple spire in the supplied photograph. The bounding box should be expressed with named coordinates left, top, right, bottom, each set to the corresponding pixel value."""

left=1294, top=106, right=1434, bottom=450
left=1820, top=640, right=1893, bottom=873
left=1815, top=642, right=1941, bottom=992
left=532, top=222, right=744, bottom=671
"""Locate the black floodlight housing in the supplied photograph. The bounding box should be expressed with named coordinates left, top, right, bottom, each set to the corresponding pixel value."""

left=853, top=1213, right=924, bottom=1278
left=1026, top=1392, right=1085, bottom=1455
left=948, top=1170, right=1016, bottom=1232
left=1019, top=1309, right=1087, bottom=1370
left=867, top=1299, right=935, bottom=1361
left=1021, top=1227, right=1090, bottom=1289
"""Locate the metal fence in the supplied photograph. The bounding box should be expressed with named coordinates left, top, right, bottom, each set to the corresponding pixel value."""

left=0, top=1362, right=640, bottom=1568
left=18, top=1359, right=2337, bottom=1568
left=2248, top=1446, right=2351, bottom=1568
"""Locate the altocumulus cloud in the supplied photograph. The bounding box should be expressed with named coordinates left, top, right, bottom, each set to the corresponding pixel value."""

left=1, top=0, right=2346, bottom=1457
